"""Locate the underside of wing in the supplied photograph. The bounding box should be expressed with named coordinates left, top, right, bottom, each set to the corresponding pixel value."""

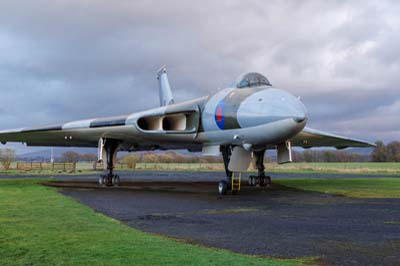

left=290, top=127, right=376, bottom=149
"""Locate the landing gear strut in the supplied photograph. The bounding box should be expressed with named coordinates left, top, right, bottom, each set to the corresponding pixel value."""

left=98, top=139, right=120, bottom=187
left=218, top=145, right=232, bottom=195
left=248, top=150, right=271, bottom=187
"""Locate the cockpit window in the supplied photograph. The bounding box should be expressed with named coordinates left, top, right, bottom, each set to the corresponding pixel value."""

left=235, top=72, right=272, bottom=88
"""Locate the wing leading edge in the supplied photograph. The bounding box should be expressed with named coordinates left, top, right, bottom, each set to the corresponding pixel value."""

left=291, top=127, right=376, bottom=149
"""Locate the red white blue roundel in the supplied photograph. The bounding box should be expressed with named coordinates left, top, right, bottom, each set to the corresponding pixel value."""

left=214, top=101, right=225, bottom=130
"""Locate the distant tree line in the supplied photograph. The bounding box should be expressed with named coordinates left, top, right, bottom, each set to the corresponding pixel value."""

left=54, top=142, right=400, bottom=164
left=289, top=150, right=371, bottom=163
left=59, top=151, right=97, bottom=163
left=59, top=151, right=223, bottom=165
left=371, top=141, right=400, bottom=162
left=121, top=152, right=222, bottom=168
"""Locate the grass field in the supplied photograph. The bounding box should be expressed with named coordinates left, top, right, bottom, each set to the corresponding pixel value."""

left=276, top=178, right=400, bottom=198
left=0, top=179, right=311, bottom=266
left=124, top=162, right=400, bottom=175
left=269, top=162, right=400, bottom=175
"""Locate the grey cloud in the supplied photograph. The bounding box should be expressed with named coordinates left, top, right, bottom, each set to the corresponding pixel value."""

left=0, top=0, right=399, bottom=154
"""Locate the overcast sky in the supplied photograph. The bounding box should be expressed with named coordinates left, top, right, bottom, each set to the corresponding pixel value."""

left=0, top=0, right=399, bottom=153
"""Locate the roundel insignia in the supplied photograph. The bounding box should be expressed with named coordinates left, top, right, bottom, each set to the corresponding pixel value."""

left=215, top=101, right=225, bottom=130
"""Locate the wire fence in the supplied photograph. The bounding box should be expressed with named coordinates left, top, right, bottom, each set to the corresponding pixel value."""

left=1, top=162, right=225, bottom=173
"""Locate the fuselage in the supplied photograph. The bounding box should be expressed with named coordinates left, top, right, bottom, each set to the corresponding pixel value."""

left=127, top=83, right=308, bottom=151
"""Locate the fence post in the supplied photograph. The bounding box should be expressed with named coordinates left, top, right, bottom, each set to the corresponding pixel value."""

left=63, top=163, right=66, bottom=172
left=73, top=162, right=76, bottom=173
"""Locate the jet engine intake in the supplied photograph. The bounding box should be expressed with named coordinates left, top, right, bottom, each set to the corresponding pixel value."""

left=137, top=111, right=198, bottom=133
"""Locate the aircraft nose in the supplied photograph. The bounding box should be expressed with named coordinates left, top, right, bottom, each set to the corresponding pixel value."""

left=291, top=99, right=307, bottom=124
left=236, top=88, right=307, bottom=128
left=293, top=115, right=306, bottom=123
left=269, top=90, right=308, bottom=125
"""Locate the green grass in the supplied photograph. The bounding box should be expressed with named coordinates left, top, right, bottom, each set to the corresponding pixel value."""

left=134, top=162, right=400, bottom=175
left=276, top=178, right=400, bottom=198
left=0, top=179, right=311, bottom=266
left=269, top=162, right=400, bottom=175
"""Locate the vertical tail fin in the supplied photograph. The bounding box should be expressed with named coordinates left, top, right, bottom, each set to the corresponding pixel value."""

left=157, top=67, right=175, bottom=106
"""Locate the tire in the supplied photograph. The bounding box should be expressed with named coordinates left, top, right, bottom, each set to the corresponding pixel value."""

left=248, top=176, right=254, bottom=186
left=112, top=175, right=120, bottom=186
left=260, top=177, right=266, bottom=187
left=103, top=176, right=109, bottom=186
left=251, top=176, right=257, bottom=186
left=266, top=176, right=272, bottom=187
left=218, top=180, right=228, bottom=195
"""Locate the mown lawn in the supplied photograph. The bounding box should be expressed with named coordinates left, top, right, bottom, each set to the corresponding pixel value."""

left=276, top=178, right=400, bottom=198
left=0, top=179, right=311, bottom=266
left=133, top=162, right=400, bottom=175
left=269, top=162, right=400, bottom=175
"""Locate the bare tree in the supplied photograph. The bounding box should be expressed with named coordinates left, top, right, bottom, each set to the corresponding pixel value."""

left=122, top=154, right=139, bottom=169
left=80, top=153, right=97, bottom=162
left=0, top=148, right=16, bottom=170
left=372, top=141, right=388, bottom=162
left=60, top=151, right=81, bottom=163
left=386, top=141, right=400, bottom=162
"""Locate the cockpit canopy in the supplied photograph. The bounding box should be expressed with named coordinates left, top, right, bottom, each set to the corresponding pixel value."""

left=235, top=72, right=272, bottom=88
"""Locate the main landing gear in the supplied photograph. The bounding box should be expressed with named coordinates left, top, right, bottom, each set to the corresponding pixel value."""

left=98, top=139, right=120, bottom=187
left=248, top=150, right=271, bottom=187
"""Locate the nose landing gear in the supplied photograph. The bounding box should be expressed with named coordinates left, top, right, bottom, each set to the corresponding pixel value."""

left=218, top=147, right=272, bottom=195
left=218, top=180, right=228, bottom=195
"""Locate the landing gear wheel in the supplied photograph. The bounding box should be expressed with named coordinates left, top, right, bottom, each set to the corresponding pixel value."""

left=102, top=175, right=108, bottom=186
left=106, top=175, right=112, bottom=186
left=218, top=180, right=228, bottom=195
left=112, top=175, right=120, bottom=186
left=266, top=176, right=272, bottom=187
left=248, top=176, right=254, bottom=186
left=259, top=176, right=266, bottom=187
left=98, top=175, right=104, bottom=185
left=251, top=176, right=257, bottom=186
